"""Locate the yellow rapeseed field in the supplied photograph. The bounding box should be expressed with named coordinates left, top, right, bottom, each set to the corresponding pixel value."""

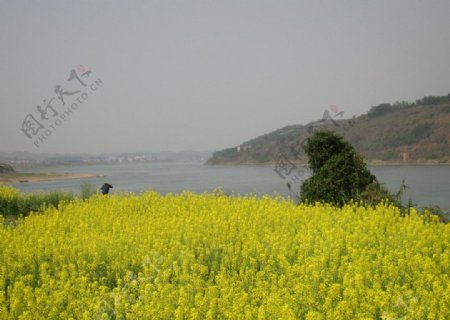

left=0, top=188, right=449, bottom=319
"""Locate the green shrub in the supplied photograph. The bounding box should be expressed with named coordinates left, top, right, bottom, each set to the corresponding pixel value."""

left=80, top=182, right=97, bottom=199
left=0, top=186, right=74, bottom=217
left=300, top=131, right=376, bottom=207
left=421, top=205, right=450, bottom=223
left=367, top=103, right=392, bottom=118
left=360, top=179, right=413, bottom=212
left=416, top=95, right=450, bottom=105
left=0, top=186, right=20, bottom=216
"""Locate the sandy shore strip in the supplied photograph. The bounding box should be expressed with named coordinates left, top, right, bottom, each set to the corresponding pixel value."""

left=0, top=173, right=103, bottom=184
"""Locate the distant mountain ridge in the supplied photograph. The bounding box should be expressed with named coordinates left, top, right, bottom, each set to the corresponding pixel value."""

left=206, top=95, right=450, bottom=165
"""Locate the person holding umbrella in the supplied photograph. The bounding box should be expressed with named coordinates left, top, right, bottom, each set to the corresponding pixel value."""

left=100, top=183, right=113, bottom=195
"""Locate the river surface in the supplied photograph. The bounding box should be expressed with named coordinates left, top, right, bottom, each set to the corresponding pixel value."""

left=9, top=162, right=450, bottom=210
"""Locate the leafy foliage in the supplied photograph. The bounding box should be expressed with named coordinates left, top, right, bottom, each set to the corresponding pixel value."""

left=0, top=186, right=74, bottom=217
left=420, top=204, right=450, bottom=223
left=301, top=131, right=376, bottom=206
left=367, top=103, right=393, bottom=118
left=416, top=94, right=450, bottom=105
left=80, top=182, right=98, bottom=199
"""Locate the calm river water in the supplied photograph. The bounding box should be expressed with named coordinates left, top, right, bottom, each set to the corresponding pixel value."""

left=10, top=162, right=450, bottom=210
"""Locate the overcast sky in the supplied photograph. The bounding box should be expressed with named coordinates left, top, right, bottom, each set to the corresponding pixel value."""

left=1, top=0, right=450, bottom=154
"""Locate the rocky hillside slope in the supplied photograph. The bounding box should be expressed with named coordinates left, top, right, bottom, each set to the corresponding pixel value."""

left=206, top=95, right=450, bottom=165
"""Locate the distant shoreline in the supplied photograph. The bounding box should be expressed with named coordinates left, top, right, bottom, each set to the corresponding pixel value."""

left=0, top=172, right=102, bottom=185
left=204, top=160, right=450, bottom=167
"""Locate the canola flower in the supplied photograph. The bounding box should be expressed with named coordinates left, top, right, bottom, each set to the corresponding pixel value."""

left=0, top=187, right=449, bottom=319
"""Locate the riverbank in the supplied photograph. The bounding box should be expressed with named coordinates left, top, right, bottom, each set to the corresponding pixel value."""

left=0, top=172, right=101, bottom=184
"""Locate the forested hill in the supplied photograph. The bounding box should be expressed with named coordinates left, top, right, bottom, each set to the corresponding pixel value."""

left=205, top=95, right=450, bottom=165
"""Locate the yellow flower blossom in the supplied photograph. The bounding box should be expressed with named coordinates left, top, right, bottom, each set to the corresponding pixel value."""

left=0, top=189, right=449, bottom=319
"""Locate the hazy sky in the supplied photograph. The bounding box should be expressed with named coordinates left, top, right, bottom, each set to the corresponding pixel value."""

left=1, top=1, right=450, bottom=154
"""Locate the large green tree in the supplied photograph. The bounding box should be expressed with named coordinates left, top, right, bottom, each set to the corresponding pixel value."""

left=300, top=131, right=376, bottom=206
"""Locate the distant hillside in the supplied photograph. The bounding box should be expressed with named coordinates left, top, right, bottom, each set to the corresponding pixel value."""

left=0, top=150, right=213, bottom=167
left=206, top=95, right=450, bottom=165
